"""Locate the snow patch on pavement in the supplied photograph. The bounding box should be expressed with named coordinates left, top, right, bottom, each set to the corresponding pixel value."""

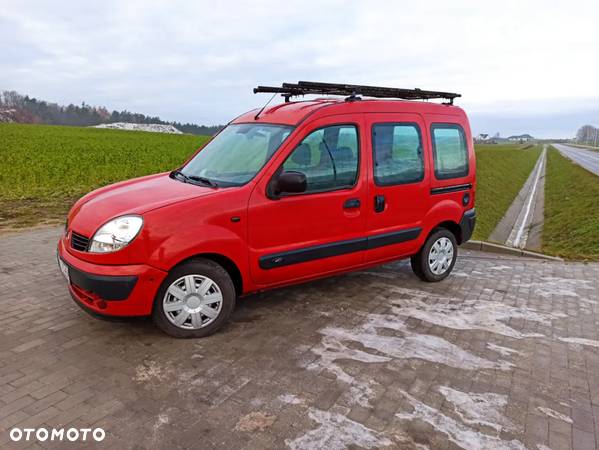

left=386, top=291, right=565, bottom=339
left=279, top=393, right=305, bottom=405
left=559, top=337, right=599, bottom=348
left=521, top=277, right=594, bottom=299
left=487, top=343, right=523, bottom=357
left=285, top=408, right=392, bottom=450
left=439, top=386, right=516, bottom=432
left=536, top=407, right=573, bottom=423
left=397, top=389, right=527, bottom=450
left=306, top=310, right=512, bottom=406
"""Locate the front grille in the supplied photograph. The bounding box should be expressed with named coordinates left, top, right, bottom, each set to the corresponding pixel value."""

left=70, top=231, right=90, bottom=252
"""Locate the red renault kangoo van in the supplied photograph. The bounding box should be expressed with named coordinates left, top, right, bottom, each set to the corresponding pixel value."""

left=57, top=81, right=476, bottom=337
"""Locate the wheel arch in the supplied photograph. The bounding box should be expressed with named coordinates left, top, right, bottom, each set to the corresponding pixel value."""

left=432, top=220, right=463, bottom=244
left=421, top=199, right=464, bottom=245
left=171, top=252, right=244, bottom=297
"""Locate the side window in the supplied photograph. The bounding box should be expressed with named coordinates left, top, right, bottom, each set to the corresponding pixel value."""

left=282, top=125, right=359, bottom=193
left=431, top=124, right=469, bottom=179
left=372, top=123, right=424, bottom=185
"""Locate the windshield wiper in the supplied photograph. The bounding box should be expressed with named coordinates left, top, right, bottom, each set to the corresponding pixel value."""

left=170, top=169, right=218, bottom=188
left=187, top=175, right=218, bottom=188
left=170, top=169, right=189, bottom=181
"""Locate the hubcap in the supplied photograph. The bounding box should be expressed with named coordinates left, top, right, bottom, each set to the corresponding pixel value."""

left=428, top=237, right=454, bottom=275
left=163, top=275, right=223, bottom=330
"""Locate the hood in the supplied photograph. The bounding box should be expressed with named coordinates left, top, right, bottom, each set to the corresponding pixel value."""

left=69, top=173, right=218, bottom=236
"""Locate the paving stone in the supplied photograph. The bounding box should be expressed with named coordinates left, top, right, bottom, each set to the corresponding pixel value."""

left=0, top=227, right=598, bottom=448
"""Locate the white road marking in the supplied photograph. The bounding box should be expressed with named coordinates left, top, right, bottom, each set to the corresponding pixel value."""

left=507, top=146, right=546, bottom=248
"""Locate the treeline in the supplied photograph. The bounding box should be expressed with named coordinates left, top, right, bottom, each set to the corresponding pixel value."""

left=576, top=125, right=599, bottom=146
left=0, top=90, right=223, bottom=135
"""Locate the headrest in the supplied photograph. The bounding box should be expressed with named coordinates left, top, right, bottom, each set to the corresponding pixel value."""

left=291, top=143, right=312, bottom=166
left=333, top=146, right=353, bottom=162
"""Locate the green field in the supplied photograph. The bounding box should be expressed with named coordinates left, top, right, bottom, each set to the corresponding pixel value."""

left=4, top=125, right=594, bottom=260
left=1, top=124, right=541, bottom=238
left=0, top=123, right=208, bottom=229
left=543, top=147, right=599, bottom=260
left=472, top=144, right=542, bottom=240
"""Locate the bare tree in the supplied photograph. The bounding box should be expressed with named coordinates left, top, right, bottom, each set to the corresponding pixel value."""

left=576, top=125, right=598, bottom=145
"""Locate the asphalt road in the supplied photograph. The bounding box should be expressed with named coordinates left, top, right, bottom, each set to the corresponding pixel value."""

left=553, top=143, right=599, bottom=176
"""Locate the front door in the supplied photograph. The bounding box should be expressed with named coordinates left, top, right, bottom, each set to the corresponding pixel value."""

left=363, top=113, right=432, bottom=263
left=248, top=115, right=368, bottom=286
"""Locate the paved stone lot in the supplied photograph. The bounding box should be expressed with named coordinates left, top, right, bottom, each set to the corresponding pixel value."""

left=1, top=227, right=599, bottom=450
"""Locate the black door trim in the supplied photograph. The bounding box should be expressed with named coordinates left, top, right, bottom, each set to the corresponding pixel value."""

left=430, top=183, right=472, bottom=195
left=366, top=227, right=422, bottom=249
left=259, top=227, right=422, bottom=269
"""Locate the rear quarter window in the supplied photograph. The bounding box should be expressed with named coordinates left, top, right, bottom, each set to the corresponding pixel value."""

left=431, top=124, right=469, bottom=180
left=372, top=123, right=424, bottom=186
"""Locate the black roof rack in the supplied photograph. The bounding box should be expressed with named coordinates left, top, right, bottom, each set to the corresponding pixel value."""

left=253, top=81, right=461, bottom=104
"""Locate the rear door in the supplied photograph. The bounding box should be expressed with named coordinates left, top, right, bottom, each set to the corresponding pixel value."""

left=247, top=114, right=368, bottom=285
left=363, top=113, right=432, bottom=263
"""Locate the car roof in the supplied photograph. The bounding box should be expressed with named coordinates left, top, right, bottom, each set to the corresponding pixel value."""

left=232, top=98, right=466, bottom=126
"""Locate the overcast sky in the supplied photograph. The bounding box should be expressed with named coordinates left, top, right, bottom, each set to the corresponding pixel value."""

left=1, top=0, right=598, bottom=138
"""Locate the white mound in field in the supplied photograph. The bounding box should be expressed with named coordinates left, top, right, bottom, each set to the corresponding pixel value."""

left=0, top=108, right=16, bottom=123
left=93, top=122, right=182, bottom=134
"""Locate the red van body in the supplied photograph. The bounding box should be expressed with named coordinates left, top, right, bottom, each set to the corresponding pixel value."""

left=57, top=95, right=476, bottom=337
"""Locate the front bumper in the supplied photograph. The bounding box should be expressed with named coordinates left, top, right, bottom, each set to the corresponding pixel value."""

left=57, top=238, right=167, bottom=316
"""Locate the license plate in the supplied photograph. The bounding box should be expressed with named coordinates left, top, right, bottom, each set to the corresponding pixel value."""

left=58, top=258, right=70, bottom=283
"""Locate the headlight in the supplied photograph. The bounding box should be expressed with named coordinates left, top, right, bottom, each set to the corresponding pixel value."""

left=89, top=215, right=144, bottom=253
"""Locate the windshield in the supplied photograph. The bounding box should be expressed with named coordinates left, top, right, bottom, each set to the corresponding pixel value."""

left=180, top=123, right=293, bottom=186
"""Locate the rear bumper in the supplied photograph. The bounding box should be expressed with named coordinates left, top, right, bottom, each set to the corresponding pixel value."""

left=57, top=238, right=167, bottom=316
left=459, top=208, right=476, bottom=243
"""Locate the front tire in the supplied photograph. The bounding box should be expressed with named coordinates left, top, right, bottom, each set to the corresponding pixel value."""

left=411, top=228, right=457, bottom=282
left=152, top=259, right=236, bottom=338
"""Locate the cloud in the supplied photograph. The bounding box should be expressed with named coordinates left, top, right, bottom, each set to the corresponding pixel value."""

left=1, top=0, right=598, bottom=136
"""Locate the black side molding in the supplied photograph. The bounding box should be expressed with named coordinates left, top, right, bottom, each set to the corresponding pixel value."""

left=259, top=227, right=422, bottom=269
left=63, top=259, right=137, bottom=301
left=259, top=238, right=366, bottom=270
left=430, top=183, right=472, bottom=195
left=366, top=228, right=421, bottom=249
left=459, top=208, right=476, bottom=243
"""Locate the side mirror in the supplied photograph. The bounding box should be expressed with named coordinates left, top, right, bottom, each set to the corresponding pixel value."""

left=270, top=170, right=307, bottom=198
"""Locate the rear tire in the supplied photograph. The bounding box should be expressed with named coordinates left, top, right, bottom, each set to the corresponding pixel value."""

left=410, top=228, right=457, bottom=282
left=152, top=258, right=236, bottom=338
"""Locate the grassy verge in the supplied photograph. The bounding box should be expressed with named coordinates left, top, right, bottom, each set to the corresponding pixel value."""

left=543, top=147, right=599, bottom=260
left=473, top=144, right=541, bottom=240
left=0, top=123, right=208, bottom=231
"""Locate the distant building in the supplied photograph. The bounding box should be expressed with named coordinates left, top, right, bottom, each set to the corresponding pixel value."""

left=474, top=133, right=490, bottom=143
left=507, top=134, right=534, bottom=142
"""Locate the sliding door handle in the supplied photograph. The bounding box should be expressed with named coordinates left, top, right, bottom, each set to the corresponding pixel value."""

left=374, top=195, right=385, bottom=213
left=343, top=198, right=361, bottom=209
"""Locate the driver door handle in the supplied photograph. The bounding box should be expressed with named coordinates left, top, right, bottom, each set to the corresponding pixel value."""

left=343, top=198, right=361, bottom=209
